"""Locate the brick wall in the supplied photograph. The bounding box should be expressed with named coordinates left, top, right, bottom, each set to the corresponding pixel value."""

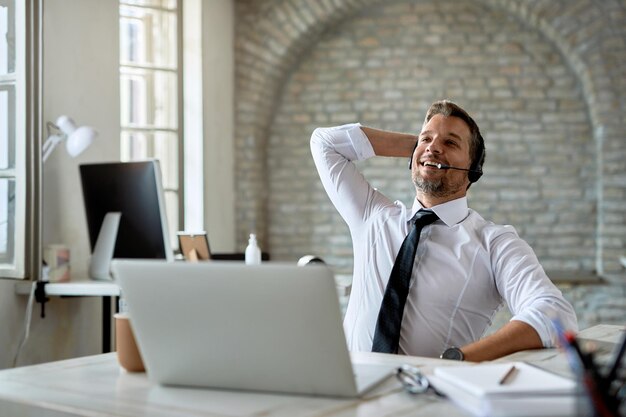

left=233, top=0, right=626, bottom=328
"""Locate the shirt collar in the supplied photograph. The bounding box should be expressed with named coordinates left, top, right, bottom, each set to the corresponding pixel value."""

left=410, top=196, right=469, bottom=227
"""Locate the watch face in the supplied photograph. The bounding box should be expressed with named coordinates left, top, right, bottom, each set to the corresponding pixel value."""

left=442, top=347, right=464, bottom=361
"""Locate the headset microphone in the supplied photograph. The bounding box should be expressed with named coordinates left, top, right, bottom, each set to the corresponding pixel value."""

left=410, top=159, right=483, bottom=182
left=431, top=163, right=481, bottom=173
left=430, top=162, right=483, bottom=182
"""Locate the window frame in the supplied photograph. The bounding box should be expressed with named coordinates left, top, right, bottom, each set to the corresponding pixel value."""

left=0, top=0, right=41, bottom=280
left=119, top=0, right=184, bottom=249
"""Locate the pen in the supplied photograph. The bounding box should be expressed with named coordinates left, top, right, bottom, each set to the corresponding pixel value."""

left=498, top=365, right=517, bottom=385
left=605, top=328, right=626, bottom=382
left=564, top=332, right=594, bottom=371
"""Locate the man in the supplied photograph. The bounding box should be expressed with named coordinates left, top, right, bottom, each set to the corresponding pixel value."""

left=310, top=100, right=577, bottom=361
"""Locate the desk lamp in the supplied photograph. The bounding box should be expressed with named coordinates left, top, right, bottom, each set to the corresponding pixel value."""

left=42, top=115, right=97, bottom=162
left=38, top=115, right=97, bottom=314
left=14, top=116, right=97, bottom=366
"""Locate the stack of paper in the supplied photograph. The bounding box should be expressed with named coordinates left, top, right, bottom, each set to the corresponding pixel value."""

left=428, top=362, right=581, bottom=417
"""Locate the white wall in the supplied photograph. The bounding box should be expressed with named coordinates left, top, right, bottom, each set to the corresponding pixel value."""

left=42, top=0, right=120, bottom=275
left=0, top=0, right=119, bottom=368
left=201, top=0, right=235, bottom=252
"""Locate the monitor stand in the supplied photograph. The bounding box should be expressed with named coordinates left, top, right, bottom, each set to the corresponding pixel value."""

left=89, top=212, right=121, bottom=280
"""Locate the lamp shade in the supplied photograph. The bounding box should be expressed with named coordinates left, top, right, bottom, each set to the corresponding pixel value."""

left=66, top=125, right=97, bottom=157
left=42, top=115, right=98, bottom=162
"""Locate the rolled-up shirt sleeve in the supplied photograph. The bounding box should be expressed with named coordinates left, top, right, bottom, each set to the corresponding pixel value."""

left=310, top=124, right=380, bottom=230
left=491, top=228, right=579, bottom=346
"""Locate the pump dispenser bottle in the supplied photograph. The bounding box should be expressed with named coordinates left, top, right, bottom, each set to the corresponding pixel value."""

left=245, top=233, right=262, bottom=265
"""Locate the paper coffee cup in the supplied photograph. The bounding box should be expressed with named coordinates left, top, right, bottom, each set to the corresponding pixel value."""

left=115, top=313, right=145, bottom=372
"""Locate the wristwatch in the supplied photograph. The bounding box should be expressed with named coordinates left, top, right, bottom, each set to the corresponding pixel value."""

left=440, top=347, right=465, bottom=361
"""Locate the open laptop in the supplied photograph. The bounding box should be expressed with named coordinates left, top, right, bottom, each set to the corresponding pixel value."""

left=111, top=260, right=394, bottom=397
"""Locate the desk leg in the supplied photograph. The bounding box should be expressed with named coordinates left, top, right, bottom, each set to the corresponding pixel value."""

left=103, top=296, right=111, bottom=353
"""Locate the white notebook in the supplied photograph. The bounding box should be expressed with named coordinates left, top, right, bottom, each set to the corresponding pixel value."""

left=429, top=362, right=580, bottom=417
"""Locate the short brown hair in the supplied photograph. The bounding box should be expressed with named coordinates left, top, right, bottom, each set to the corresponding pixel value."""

left=424, top=100, right=485, bottom=172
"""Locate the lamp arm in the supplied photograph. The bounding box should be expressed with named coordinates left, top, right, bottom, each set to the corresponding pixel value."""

left=42, top=134, right=64, bottom=162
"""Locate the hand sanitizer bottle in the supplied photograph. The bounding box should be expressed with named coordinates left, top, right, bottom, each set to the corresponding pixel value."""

left=118, top=292, right=129, bottom=315
left=245, top=233, right=262, bottom=265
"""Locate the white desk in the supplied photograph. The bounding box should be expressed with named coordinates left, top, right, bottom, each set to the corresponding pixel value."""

left=15, top=280, right=121, bottom=353
left=14, top=275, right=351, bottom=354
left=14, top=280, right=120, bottom=297
left=0, top=325, right=621, bottom=417
left=0, top=353, right=495, bottom=417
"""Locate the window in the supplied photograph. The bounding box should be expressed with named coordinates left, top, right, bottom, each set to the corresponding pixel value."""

left=0, top=0, right=39, bottom=279
left=119, top=0, right=181, bottom=248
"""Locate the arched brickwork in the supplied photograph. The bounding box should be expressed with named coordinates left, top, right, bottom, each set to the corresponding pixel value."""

left=267, top=0, right=595, bottom=276
left=234, top=0, right=626, bottom=277
left=483, top=0, right=626, bottom=275
left=234, top=0, right=373, bottom=245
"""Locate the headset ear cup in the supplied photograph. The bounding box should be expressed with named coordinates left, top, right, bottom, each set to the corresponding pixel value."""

left=468, top=141, right=485, bottom=183
left=468, top=170, right=482, bottom=183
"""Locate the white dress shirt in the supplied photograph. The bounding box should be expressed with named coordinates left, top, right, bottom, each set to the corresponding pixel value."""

left=311, top=123, right=578, bottom=357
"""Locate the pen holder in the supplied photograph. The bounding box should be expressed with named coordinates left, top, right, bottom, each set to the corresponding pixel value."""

left=562, top=331, right=625, bottom=417
left=115, top=313, right=145, bottom=372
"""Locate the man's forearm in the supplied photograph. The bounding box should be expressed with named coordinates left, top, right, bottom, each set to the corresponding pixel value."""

left=360, top=126, right=417, bottom=157
left=460, top=320, right=544, bottom=362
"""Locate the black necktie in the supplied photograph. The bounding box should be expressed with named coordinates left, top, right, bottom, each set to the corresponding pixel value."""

left=371, top=210, right=439, bottom=353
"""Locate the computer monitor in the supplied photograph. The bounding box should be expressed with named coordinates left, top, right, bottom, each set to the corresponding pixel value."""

left=80, top=160, right=174, bottom=279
